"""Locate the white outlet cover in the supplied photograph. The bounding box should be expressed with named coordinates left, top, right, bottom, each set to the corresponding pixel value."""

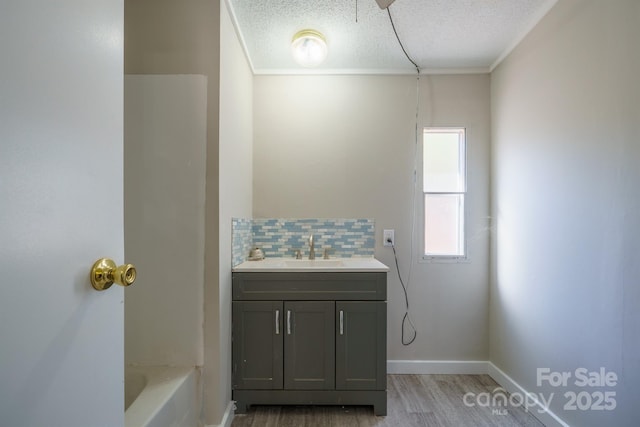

left=383, top=229, right=395, bottom=247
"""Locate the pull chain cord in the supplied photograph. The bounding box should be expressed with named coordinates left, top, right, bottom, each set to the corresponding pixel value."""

left=393, top=244, right=417, bottom=345
left=387, top=4, right=419, bottom=346
left=387, top=7, right=420, bottom=73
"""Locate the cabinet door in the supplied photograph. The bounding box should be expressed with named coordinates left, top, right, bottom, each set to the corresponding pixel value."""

left=284, top=301, right=335, bottom=390
left=336, top=301, right=386, bottom=390
left=232, top=301, right=283, bottom=389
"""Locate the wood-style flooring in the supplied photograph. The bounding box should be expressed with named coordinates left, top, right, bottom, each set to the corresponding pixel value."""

left=231, top=374, right=545, bottom=427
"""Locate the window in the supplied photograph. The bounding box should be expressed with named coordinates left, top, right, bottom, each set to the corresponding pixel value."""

left=423, top=128, right=466, bottom=259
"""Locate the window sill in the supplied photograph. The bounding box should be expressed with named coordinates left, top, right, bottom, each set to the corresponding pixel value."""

left=420, top=256, right=470, bottom=264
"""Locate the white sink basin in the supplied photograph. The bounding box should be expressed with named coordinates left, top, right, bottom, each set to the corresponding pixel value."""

left=232, top=257, right=389, bottom=272
left=284, top=260, right=344, bottom=268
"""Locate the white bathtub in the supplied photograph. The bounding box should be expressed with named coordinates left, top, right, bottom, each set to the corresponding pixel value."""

left=125, top=366, right=199, bottom=427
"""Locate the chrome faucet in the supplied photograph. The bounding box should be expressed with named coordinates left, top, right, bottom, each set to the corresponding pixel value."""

left=308, top=234, right=315, bottom=260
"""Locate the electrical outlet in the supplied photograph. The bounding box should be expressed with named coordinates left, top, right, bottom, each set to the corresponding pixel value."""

left=383, top=229, right=395, bottom=247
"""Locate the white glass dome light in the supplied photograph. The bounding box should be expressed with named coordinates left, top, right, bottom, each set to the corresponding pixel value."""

left=291, top=29, right=327, bottom=67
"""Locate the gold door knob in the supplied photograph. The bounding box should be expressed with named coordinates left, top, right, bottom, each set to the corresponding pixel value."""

left=90, top=258, right=137, bottom=291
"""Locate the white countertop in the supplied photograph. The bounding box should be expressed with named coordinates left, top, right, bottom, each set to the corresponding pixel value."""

left=232, top=257, right=389, bottom=272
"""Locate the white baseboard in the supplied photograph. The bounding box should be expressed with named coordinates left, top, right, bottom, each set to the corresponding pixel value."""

left=488, top=362, right=569, bottom=427
left=205, top=400, right=234, bottom=427
left=387, top=359, right=489, bottom=375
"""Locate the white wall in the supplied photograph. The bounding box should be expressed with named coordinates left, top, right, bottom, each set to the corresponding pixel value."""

left=124, top=75, right=207, bottom=367
left=491, top=1, right=640, bottom=425
left=217, top=0, right=254, bottom=422
left=253, top=74, right=491, bottom=363
left=125, top=1, right=223, bottom=423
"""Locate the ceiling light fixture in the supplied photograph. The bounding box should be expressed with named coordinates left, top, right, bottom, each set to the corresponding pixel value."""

left=291, top=29, right=327, bottom=67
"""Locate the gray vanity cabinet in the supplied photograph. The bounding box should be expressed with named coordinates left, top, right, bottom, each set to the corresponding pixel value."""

left=284, top=301, right=335, bottom=390
left=232, top=300, right=336, bottom=391
left=232, top=301, right=283, bottom=390
left=232, top=271, right=387, bottom=416
left=335, top=301, right=386, bottom=391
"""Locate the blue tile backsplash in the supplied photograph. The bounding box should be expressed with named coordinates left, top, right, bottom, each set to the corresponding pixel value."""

left=231, top=218, right=253, bottom=267
left=232, top=218, right=375, bottom=267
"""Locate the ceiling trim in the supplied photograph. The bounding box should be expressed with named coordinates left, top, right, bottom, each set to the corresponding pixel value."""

left=224, top=0, right=255, bottom=72
left=490, top=0, right=559, bottom=71
left=252, top=67, right=490, bottom=76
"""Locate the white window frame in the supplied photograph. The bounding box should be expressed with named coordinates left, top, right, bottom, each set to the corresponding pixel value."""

left=421, top=127, right=468, bottom=263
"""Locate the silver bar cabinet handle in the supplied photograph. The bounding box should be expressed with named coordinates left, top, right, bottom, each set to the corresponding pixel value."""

left=275, top=309, right=280, bottom=335
left=339, top=310, right=344, bottom=335
left=287, top=310, right=292, bottom=335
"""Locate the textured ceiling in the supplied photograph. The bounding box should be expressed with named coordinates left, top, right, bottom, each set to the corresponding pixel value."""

left=227, top=0, right=556, bottom=74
